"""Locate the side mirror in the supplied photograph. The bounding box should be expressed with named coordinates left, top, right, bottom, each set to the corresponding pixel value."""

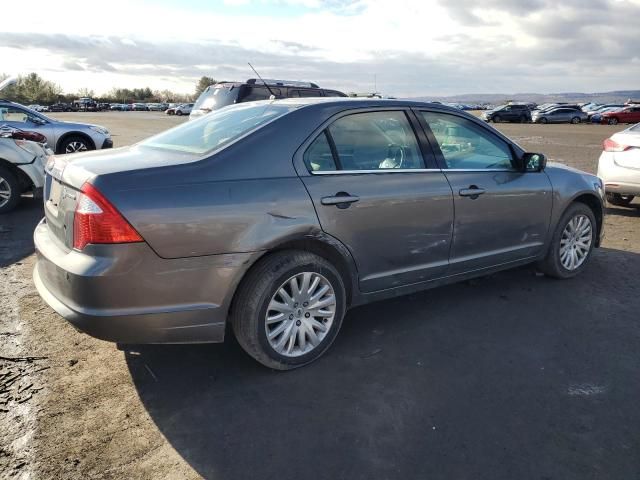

left=522, top=152, right=546, bottom=172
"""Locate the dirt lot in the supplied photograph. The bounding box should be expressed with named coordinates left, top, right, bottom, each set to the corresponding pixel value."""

left=1, top=112, right=639, bottom=480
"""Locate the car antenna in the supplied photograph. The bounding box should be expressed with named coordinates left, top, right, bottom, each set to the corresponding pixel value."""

left=248, top=62, right=277, bottom=99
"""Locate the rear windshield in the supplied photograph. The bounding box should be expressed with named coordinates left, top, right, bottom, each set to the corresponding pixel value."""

left=193, top=84, right=240, bottom=112
left=140, top=102, right=295, bottom=154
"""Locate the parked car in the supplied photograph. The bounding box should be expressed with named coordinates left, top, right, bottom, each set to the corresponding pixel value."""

left=590, top=107, right=623, bottom=123
left=132, top=103, right=148, bottom=111
left=190, top=78, right=347, bottom=120
left=174, top=103, right=194, bottom=116
left=597, top=123, right=640, bottom=207
left=532, top=107, right=587, bottom=124
left=0, top=100, right=112, bottom=154
left=0, top=126, right=51, bottom=213
left=585, top=104, right=625, bottom=120
left=73, top=97, right=98, bottom=112
left=33, top=99, right=605, bottom=369
left=599, top=105, right=640, bottom=125
left=48, top=102, right=75, bottom=112
left=481, top=104, right=531, bottom=123
left=147, top=103, right=165, bottom=111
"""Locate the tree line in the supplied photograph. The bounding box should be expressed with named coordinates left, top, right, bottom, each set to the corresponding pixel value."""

left=0, top=73, right=218, bottom=105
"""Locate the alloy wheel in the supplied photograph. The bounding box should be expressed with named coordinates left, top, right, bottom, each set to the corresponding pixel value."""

left=65, top=141, right=88, bottom=153
left=265, top=272, right=336, bottom=357
left=0, top=177, right=11, bottom=208
left=559, top=214, right=593, bottom=271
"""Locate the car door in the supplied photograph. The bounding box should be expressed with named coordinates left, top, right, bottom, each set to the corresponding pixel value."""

left=417, top=110, right=553, bottom=274
left=294, top=109, right=454, bottom=292
left=628, top=107, right=640, bottom=123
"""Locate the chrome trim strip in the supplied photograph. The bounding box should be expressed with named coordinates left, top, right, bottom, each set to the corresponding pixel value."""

left=311, top=169, right=442, bottom=175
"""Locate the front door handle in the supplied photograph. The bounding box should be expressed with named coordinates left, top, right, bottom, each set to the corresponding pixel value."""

left=459, top=185, right=486, bottom=199
left=321, top=192, right=360, bottom=209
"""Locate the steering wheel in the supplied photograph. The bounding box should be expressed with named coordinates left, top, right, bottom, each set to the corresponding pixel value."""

left=379, top=144, right=405, bottom=169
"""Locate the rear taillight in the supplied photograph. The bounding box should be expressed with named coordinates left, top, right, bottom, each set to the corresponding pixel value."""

left=73, top=183, right=143, bottom=250
left=603, top=138, right=631, bottom=152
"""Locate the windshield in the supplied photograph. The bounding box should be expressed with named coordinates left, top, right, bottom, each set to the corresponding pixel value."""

left=141, top=101, right=295, bottom=154
left=193, top=84, right=240, bottom=112
left=630, top=123, right=640, bottom=132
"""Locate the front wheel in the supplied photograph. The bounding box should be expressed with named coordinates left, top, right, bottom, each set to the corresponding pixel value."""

left=492, top=115, right=501, bottom=123
left=608, top=117, right=619, bottom=125
left=232, top=251, right=346, bottom=370
left=606, top=192, right=634, bottom=207
left=175, top=110, right=183, bottom=116
left=537, top=203, right=596, bottom=279
left=58, top=135, right=94, bottom=154
left=539, top=117, right=548, bottom=124
left=571, top=116, right=581, bottom=124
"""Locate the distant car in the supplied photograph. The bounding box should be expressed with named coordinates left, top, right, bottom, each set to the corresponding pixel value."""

left=174, top=103, right=194, bottom=116
left=590, top=107, right=623, bottom=123
left=48, top=103, right=75, bottom=112
left=165, top=106, right=177, bottom=115
left=0, top=100, right=112, bottom=154
left=585, top=104, right=625, bottom=120
left=532, top=107, right=587, bottom=124
left=597, top=123, right=640, bottom=207
left=0, top=127, right=51, bottom=213
left=190, top=78, right=347, bottom=120
left=33, top=99, right=605, bottom=369
left=147, top=103, right=165, bottom=111
left=481, top=104, right=531, bottom=123
left=132, top=103, right=148, bottom=111
left=599, top=105, right=640, bottom=125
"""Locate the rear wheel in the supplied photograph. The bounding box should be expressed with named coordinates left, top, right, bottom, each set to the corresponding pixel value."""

left=606, top=192, right=634, bottom=207
left=571, top=116, right=581, bottom=124
left=520, top=115, right=528, bottom=123
left=176, top=110, right=183, bottom=116
left=492, top=115, right=501, bottom=123
left=608, top=117, right=619, bottom=125
left=0, top=165, right=21, bottom=214
left=231, top=250, right=346, bottom=370
left=537, top=203, right=596, bottom=279
left=539, top=117, right=548, bottom=124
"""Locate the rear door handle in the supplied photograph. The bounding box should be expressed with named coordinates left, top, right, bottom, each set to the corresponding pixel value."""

left=459, top=185, right=486, bottom=199
left=321, top=192, right=360, bottom=208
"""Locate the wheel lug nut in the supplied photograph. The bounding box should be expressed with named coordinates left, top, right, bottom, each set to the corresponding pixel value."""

left=289, top=314, right=294, bottom=320
left=296, top=320, right=301, bottom=326
left=305, top=312, right=310, bottom=318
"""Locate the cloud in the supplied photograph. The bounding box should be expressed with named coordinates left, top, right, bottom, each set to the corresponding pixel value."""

left=0, top=0, right=638, bottom=95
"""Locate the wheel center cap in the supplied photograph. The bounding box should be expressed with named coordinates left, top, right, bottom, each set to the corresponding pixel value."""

left=296, top=309, right=303, bottom=318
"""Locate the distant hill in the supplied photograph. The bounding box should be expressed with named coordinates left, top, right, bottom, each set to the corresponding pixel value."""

left=408, top=90, right=640, bottom=105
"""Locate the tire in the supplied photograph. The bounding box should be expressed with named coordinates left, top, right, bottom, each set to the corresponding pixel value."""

left=571, top=116, right=580, bottom=124
left=540, top=117, right=548, bottom=124
left=537, top=203, right=597, bottom=279
left=231, top=250, right=347, bottom=370
left=0, top=165, right=21, bottom=214
left=520, top=115, right=527, bottom=123
left=58, top=135, right=94, bottom=154
left=608, top=117, right=619, bottom=125
left=493, top=115, right=501, bottom=123
left=606, top=192, right=634, bottom=207
left=176, top=110, right=183, bottom=116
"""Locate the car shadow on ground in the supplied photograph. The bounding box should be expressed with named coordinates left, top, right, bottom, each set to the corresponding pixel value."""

left=605, top=206, right=640, bottom=218
left=125, top=248, right=640, bottom=480
left=0, top=197, right=42, bottom=268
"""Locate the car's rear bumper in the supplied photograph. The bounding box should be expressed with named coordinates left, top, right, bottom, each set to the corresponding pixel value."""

left=33, top=219, right=260, bottom=344
left=597, top=152, right=640, bottom=196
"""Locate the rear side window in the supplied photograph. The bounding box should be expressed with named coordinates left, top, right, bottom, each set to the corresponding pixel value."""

left=323, top=90, right=346, bottom=97
left=240, top=86, right=281, bottom=102
left=305, top=111, right=424, bottom=172
left=141, top=102, right=294, bottom=155
left=290, top=89, right=322, bottom=98
left=421, top=111, right=515, bottom=170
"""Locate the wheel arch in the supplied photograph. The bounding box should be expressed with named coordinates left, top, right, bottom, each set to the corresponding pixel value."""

left=571, top=193, right=604, bottom=247
left=230, top=233, right=360, bottom=317
left=0, top=158, right=35, bottom=192
left=55, top=131, right=96, bottom=154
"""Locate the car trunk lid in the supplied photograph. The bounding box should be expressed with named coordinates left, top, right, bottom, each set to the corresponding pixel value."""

left=612, top=131, right=640, bottom=170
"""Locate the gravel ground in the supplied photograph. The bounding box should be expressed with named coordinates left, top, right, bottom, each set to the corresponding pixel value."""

left=1, top=112, right=639, bottom=480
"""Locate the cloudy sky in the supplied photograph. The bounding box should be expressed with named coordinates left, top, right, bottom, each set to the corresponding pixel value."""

left=1, top=0, right=639, bottom=97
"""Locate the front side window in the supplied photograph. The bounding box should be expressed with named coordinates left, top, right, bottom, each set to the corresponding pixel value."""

left=327, top=111, right=424, bottom=171
left=421, top=111, right=515, bottom=170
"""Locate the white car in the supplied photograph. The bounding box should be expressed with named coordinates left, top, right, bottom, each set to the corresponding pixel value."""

left=597, top=123, right=640, bottom=207
left=174, top=103, right=194, bottom=116
left=0, top=128, right=51, bottom=213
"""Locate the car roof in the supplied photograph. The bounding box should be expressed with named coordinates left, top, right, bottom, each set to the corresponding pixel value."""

left=266, top=97, right=463, bottom=112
